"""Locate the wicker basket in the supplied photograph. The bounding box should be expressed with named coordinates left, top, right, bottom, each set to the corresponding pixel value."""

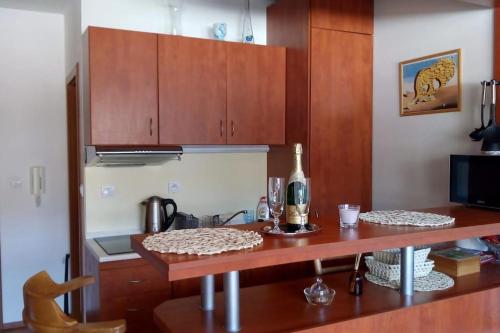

left=365, top=256, right=434, bottom=281
left=373, top=247, right=431, bottom=265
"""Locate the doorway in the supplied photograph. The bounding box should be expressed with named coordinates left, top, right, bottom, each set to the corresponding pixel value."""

left=66, top=64, right=83, bottom=320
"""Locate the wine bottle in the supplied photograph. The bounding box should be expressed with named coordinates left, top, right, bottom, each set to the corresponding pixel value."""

left=286, top=143, right=307, bottom=232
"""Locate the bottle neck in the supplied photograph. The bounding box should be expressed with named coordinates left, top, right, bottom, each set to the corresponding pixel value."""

left=290, top=153, right=305, bottom=183
left=292, top=154, right=303, bottom=174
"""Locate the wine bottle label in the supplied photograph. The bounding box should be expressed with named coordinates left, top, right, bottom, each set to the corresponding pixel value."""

left=286, top=205, right=309, bottom=225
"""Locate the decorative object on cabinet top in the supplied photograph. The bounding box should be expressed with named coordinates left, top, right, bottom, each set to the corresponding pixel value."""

left=359, top=210, right=455, bottom=227
left=142, top=228, right=263, bottom=255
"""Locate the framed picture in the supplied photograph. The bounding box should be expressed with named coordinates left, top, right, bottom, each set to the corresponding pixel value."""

left=399, top=49, right=461, bottom=116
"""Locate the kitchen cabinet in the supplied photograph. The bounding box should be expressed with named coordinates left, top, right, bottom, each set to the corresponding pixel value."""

left=84, top=27, right=286, bottom=146
left=227, top=43, right=286, bottom=145
left=84, top=27, right=159, bottom=145
left=158, top=35, right=227, bottom=145
left=84, top=253, right=170, bottom=333
left=310, top=0, right=374, bottom=34
left=310, top=28, right=372, bottom=218
left=267, top=0, right=373, bottom=215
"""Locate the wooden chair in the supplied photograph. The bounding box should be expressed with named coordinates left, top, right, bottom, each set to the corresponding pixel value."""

left=23, top=271, right=126, bottom=333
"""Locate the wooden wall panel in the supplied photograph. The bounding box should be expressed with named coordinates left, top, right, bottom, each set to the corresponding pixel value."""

left=310, top=0, right=374, bottom=35
left=267, top=0, right=311, bottom=177
left=310, top=28, right=372, bottom=215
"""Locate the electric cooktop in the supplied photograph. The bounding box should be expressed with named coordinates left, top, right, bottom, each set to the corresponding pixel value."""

left=94, top=235, right=135, bottom=255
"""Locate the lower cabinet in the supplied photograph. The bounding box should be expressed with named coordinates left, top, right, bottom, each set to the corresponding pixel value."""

left=85, top=251, right=170, bottom=333
left=85, top=246, right=315, bottom=331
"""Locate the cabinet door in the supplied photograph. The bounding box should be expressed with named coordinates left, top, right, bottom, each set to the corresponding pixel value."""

left=88, top=27, right=158, bottom=145
left=310, top=28, right=372, bottom=215
left=310, top=0, right=374, bottom=35
left=227, top=43, right=285, bottom=145
left=159, top=36, right=227, bottom=144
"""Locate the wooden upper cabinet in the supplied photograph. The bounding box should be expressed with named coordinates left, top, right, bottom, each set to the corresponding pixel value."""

left=158, top=36, right=227, bottom=145
left=226, top=43, right=286, bottom=145
left=87, top=27, right=158, bottom=145
left=310, top=0, right=374, bottom=34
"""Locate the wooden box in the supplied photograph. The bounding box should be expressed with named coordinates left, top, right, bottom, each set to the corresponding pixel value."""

left=429, top=247, right=480, bottom=277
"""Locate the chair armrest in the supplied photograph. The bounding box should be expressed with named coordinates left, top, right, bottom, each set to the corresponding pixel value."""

left=55, top=275, right=95, bottom=296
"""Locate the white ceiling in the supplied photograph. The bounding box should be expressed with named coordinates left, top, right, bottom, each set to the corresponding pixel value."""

left=0, top=0, right=67, bottom=14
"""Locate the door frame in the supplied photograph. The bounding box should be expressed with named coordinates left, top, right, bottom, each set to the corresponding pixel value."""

left=66, top=63, right=84, bottom=320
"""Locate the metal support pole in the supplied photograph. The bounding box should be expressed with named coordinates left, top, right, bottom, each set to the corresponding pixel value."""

left=400, top=246, right=415, bottom=296
left=201, top=274, right=215, bottom=311
left=224, top=271, right=240, bottom=332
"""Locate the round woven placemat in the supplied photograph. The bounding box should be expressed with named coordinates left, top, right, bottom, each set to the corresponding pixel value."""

left=142, top=228, right=263, bottom=256
left=359, top=210, right=454, bottom=227
left=365, top=271, right=454, bottom=292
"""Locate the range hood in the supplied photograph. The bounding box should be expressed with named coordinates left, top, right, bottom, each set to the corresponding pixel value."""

left=85, top=146, right=182, bottom=167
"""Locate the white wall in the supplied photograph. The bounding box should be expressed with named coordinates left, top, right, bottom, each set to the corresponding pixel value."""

left=0, top=8, right=68, bottom=322
left=81, top=0, right=273, bottom=44
left=81, top=0, right=272, bottom=235
left=64, top=0, right=82, bottom=75
left=373, top=0, right=493, bottom=210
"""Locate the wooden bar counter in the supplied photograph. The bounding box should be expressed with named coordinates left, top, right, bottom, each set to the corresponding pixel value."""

left=131, top=206, right=500, bottom=332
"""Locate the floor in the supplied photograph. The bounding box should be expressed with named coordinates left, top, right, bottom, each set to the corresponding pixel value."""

left=3, top=327, right=30, bottom=332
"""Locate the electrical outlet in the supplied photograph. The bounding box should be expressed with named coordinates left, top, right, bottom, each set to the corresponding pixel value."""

left=100, top=185, right=115, bottom=198
left=168, top=181, right=181, bottom=194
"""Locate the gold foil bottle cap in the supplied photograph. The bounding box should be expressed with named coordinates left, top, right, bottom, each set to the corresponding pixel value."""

left=293, top=143, right=303, bottom=154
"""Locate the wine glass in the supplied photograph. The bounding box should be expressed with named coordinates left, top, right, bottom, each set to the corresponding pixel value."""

left=268, top=177, right=285, bottom=234
left=294, top=178, right=311, bottom=233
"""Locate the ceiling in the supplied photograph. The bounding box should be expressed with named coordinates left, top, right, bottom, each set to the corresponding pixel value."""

left=0, top=0, right=67, bottom=14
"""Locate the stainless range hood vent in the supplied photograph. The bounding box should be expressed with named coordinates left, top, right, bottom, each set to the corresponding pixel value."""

left=85, top=146, right=182, bottom=167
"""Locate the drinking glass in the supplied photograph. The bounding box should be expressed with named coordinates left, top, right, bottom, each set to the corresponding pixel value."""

left=294, top=178, right=311, bottom=233
left=268, top=177, right=285, bottom=234
left=338, top=204, right=360, bottom=228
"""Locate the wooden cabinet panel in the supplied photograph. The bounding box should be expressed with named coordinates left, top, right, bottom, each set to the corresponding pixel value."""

left=227, top=43, right=286, bottom=145
left=100, top=263, right=170, bottom=299
left=310, top=0, right=374, bottom=34
left=310, top=28, right=372, bottom=215
left=159, top=36, right=227, bottom=144
left=88, top=27, right=158, bottom=145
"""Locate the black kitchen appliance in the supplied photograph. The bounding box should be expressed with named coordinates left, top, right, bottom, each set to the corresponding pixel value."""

left=450, top=154, right=500, bottom=209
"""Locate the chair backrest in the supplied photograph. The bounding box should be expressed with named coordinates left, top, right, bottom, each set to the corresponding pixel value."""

left=23, top=271, right=78, bottom=332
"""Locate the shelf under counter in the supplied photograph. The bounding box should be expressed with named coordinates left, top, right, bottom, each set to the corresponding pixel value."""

left=153, top=263, right=500, bottom=333
left=131, top=206, right=500, bottom=281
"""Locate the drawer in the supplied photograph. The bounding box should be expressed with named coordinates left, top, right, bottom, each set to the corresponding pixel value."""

left=100, top=263, right=170, bottom=299
left=100, top=290, right=169, bottom=323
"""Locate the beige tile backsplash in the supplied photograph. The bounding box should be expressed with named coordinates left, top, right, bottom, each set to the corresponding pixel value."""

left=85, top=153, right=267, bottom=234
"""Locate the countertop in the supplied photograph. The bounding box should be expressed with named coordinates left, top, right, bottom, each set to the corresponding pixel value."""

left=131, top=206, right=500, bottom=281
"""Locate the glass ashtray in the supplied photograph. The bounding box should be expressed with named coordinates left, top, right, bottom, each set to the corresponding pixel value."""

left=303, top=277, right=336, bottom=306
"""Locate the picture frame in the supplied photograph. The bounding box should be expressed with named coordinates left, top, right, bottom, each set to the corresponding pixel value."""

left=399, top=49, right=462, bottom=116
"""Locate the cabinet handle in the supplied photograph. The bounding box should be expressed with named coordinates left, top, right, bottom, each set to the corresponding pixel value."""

left=128, top=280, right=144, bottom=284
left=149, top=118, right=153, bottom=136
left=231, top=121, right=235, bottom=137
left=126, top=308, right=141, bottom=312
left=315, top=210, right=319, bottom=219
left=220, top=120, right=224, bottom=137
